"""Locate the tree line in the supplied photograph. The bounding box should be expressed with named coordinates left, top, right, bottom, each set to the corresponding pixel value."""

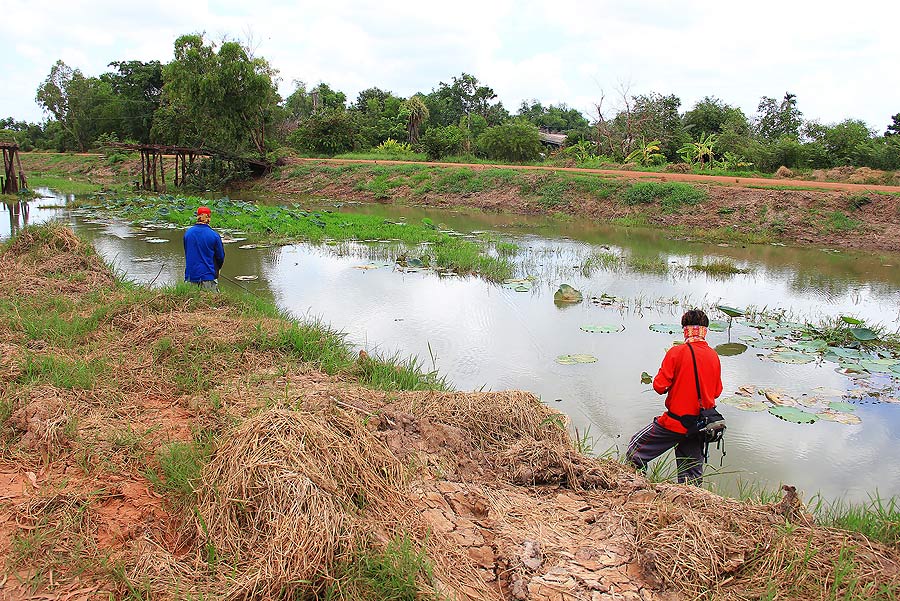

left=2, top=33, right=898, bottom=173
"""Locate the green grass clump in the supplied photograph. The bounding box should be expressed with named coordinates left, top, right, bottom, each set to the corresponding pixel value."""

left=689, top=259, right=749, bottom=276
left=813, top=494, right=900, bottom=547
left=146, top=438, right=214, bottom=504
left=27, top=176, right=110, bottom=195
left=259, top=321, right=355, bottom=375
left=328, top=536, right=436, bottom=601
left=494, top=241, right=519, bottom=257
left=355, top=353, right=447, bottom=392
left=622, top=182, right=707, bottom=212
left=823, top=211, right=861, bottom=233
left=625, top=254, right=669, bottom=275
left=581, top=251, right=622, bottom=276
left=19, top=354, right=105, bottom=389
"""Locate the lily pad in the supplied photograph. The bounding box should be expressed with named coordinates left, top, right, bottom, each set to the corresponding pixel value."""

left=717, top=305, right=745, bottom=318
left=752, top=340, right=782, bottom=349
left=817, top=409, right=862, bottom=425
left=233, top=275, right=258, bottom=281
left=828, top=347, right=869, bottom=360
left=764, top=390, right=797, bottom=406
left=708, top=321, right=728, bottom=332
left=792, top=339, right=828, bottom=353
left=715, top=343, right=748, bottom=356
left=640, top=371, right=652, bottom=385
left=840, top=316, right=864, bottom=325
left=768, top=406, right=819, bottom=424
left=553, top=284, right=583, bottom=304
left=720, top=396, right=768, bottom=411
left=769, top=352, right=815, bottom=364
left=827, top=400, right=857, bottom=412
left=850, top=327, right=878, bottom=341
left=580, top=325, right=624, bottom=334
left=860, top=360, right=895, bottom=374
left=556, top=354, right=597, bottom=365
left=650, top=324, right=682, bottom=335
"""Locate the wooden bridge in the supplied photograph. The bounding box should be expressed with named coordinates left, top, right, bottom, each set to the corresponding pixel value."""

left=108, top=143, right=272, bottom=192
left=1, top=143, right=28, bottom=194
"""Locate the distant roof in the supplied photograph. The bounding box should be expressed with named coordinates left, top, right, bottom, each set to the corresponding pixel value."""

left=538, top=131, right=567, bottom=146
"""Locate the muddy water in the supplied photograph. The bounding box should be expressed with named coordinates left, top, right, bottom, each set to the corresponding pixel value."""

left=5, top=192, right=900, bottom=502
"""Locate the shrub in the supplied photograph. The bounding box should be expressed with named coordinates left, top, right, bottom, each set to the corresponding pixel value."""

left=476, top=120, right=543, bottom=163
left=421, top=125, right=464, bottom=160
left=775, top=166, right=794, bottom=178
left=373, top=138, right=413, bottom=156
left=288, top=110, right=359, bottom=155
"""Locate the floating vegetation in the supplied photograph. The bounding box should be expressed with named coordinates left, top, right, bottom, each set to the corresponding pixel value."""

left=689, top=259, right=749, bottom=276
left=720, top=396, right=768, bottom=412
left=715, top=343, right=748, bottom=357
left=553, top=284, right=583, bottom=304
left=144, top=237, right=169, bottom=243
left=640, top=371, right=652, bottom=384
left=768, top=352, right=815, bottom=364
left=707, top=320, right=728, bottom=332
left=649, top=323, right=682, bottom=334
left=580, top=325, right=624, bottom=334
left=234, top=275, right=258, bottom=281
left=555, top=354, right=597, bottom=365
left=502, top=277, right=536, bottom=292
left=768, top=405, right=819, bottom=424
left=716, top=305, right=745, bottom=318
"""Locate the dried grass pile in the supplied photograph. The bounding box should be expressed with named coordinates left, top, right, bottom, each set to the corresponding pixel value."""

left=0, top=224, right=113, bottom=295
left=194, top=407, right=406, bottom=598
left=622, top=485, right=900, bottom=600
left=498, top=438, right=634, bottom=490
left=391, top=390, right=569, bottom=449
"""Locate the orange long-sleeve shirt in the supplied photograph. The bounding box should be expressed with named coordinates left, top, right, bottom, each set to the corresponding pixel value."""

left=653, top=341, right=723, bottom=434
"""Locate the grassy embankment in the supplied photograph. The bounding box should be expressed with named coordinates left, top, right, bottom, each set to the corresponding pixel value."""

left=2, top=224, right=900, bottom=601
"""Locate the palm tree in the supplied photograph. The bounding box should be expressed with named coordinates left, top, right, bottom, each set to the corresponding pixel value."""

left=403, top=95, right=429, bottom=144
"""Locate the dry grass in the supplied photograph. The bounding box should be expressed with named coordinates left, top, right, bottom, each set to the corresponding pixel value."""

left=390, top=390, right=569, bottom=449
left=498, top=438, right=635, bottom=490
left=194, top=407, right=407, bottom=598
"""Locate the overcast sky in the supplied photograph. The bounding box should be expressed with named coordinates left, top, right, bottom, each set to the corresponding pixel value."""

left=4, top=0, right=898, bottom=132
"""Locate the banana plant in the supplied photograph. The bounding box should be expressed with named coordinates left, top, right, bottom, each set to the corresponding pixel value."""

left=625, top=138, right=663, bottom=166
left=678, top=132, right=718, bottom=169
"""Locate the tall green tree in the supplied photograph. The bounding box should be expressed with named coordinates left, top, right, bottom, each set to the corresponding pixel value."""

left=403, top=95, right=429, bottom=144
left=517, top=100, right=589, bottom=133
left=755, top=93, right=803, bottom=142
left=885, top=113, right=900, bottom=137
left=100, top=60, right=163, bottom=143
left=425, top=73, right=506, bottom=127
left=157, top=34, right=281, bottom=155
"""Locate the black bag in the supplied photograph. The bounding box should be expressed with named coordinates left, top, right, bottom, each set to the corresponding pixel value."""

left=667, top=343, right=726, bottom=443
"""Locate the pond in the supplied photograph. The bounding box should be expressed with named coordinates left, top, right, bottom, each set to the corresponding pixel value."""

left=4, top=192, right=900, bottom=502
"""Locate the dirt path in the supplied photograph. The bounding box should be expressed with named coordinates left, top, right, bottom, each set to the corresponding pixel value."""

left=292, top=157, right=900, bottom=194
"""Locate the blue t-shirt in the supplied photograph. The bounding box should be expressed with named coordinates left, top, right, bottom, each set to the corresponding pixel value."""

left=183, top=223, right=225, bottom=282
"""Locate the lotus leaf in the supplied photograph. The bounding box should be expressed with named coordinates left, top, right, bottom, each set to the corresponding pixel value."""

left=840, top=316, right=864, bottom=325
left=735, top=385, right=756, bottom=397
left=860, top=360, right=894, bottom=374
left=716, top=305, right=745, bottom=318
left=798, top=396, right=828, bottom=409
left=234, top=275, right=258, bottom=281
left=708, top=321, right=728, bottom=332
left=752, top=340, right=781, bottom=349
left=514, top=285, right=530, bottom=292
left=850, top=327, right=878, bottom=341
left=721, top=396, right=768, bottom=411
left=891, top=365, right=900, bottom=377
left=649, top=324, right=682, bottom=334
left=769, top=352, right=815, bottom=364
left=828, top=347, right=868, bottom=360
left=556, top=354, right=597, bottom=365
left=835, top=366, right=870, bottom=378
left=868, top=358, right=900, bottom=366
left=739, top=335, right=758, bottom=343
left=827, top=401, right=857, bottom=412
left=554, top=284, right=583, bottom=304
left=502, top=278, right=534, bottom=291
left=580, top=325, right=624, bottom=334
left=715, top=343, right=748, bottom=357
left=768, top=406, right=819, bottom=424
left=764, top=390, right=797, bottom=406
left=640, top=371, right=652, bottom=385
left=792, top=339, right=828, bottom=352
left=407, top=258, right=425, bottom=268
left=817, top=409, right=862, bottom=425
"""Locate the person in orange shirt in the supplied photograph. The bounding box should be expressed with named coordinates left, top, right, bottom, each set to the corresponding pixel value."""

left=626, top=309, right=723, bottom=484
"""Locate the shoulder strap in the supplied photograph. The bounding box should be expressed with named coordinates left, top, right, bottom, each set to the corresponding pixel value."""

left=686, top=342, right=702, bottom=410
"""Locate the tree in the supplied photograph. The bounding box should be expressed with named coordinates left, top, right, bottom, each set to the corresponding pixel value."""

left=517, top=100, right=589, bottom=133
left=425, top=73, right=503, bottom=128
left=158, top=34, right=281, bottom=155
left=755, top=93, right=803, bottom=142
left=403, top=95, right=429, bottom=144
left=101, top=60, right=163, bottom=143
left=885, top=114, right=900, bottom=137
left=287, top=109, right=359, bottom=155
left=421, top=125, right=464, bottom=159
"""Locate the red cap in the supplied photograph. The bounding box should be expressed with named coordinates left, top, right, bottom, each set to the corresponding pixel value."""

left=197, top=206, right=211, bottom=216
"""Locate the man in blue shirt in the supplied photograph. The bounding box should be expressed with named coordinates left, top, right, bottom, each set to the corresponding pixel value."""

left=183, top=206, right=225, bottom=291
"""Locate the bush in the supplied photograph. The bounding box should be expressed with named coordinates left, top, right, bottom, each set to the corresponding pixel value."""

left=775, top=166, right=794, bottom=178
left=476, top=120, right=543, bottom=163
left=373, top=138, right=414, bottom=156
left=421, top=125, right=464, bottom=160
left=288, top=110, right=359, bottom=155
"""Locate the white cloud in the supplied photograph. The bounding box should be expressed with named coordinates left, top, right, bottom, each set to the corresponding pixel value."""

left=4, top=0, right=898, bottom=129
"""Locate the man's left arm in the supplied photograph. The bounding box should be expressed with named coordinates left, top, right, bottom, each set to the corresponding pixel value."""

left=214, top=236, right=225, bottom=277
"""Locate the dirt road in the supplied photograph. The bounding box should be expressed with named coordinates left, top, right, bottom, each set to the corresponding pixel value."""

left=293, top=157, right=900, bottom=194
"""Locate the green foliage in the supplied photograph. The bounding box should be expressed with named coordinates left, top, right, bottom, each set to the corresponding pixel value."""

left=374, top=138, right=413, bottom=155
left=625, top=138, right=664, bottom=166
left=823, top=211, right=861, bottom=233
left=678, top=132, right=718, bottom=168
left=622, top=182, right=707, bottom=211
left=146, top=439, right=213, bottom=504
left=755, top=92, right=803, bottom=142
left=517, top=100, right=589, bottom=133
left=476, top=120, right=542, bottom=162
left=421, top=125, right=464, bottom=159
left=288, top=110, right=359, bottom=155
left=19, top=354, right=105, bottom=389
left=328, top=536, right=435, bottom=601
left=355, top=352, right=448, bottom=392
left=157, top=34, right=281, bottom=155
left=402, top=95, right=429, bottom=144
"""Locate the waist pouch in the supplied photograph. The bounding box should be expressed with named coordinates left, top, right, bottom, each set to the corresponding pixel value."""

left=667, top=407, right=725, bottom=437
